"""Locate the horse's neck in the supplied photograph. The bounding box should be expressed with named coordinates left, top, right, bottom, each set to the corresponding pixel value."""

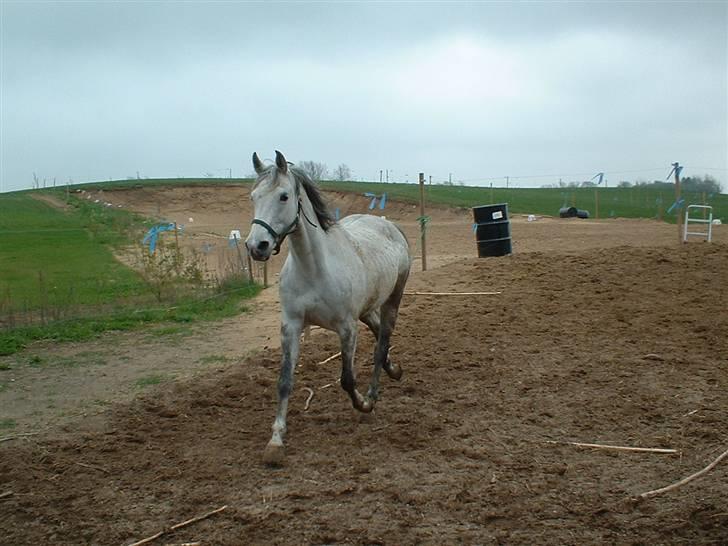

left=286, top=197, right=329, bottom=275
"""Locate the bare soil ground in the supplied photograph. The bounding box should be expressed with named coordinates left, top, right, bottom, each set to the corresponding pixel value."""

left=1, top=185, right=726, bottom=545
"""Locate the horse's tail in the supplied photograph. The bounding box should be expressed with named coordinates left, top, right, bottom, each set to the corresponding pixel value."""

left=391, top=222, right=412, bottom=268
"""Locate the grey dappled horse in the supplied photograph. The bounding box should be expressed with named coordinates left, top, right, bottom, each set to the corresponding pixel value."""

left=245, top=151, right=411, bottom=465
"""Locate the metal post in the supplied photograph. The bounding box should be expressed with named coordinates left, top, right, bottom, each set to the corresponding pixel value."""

left=673, top=162, right=682, bottom=244
left=594, top=188, right=599, bottom=219
left=419, top=172, right=427, bottom=271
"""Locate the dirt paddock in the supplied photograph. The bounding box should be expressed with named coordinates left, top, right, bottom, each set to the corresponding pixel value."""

left=1, top=185, right=727, bottom=545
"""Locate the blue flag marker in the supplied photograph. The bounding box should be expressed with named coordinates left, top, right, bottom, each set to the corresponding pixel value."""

left=143, top=222, right=176, bottom=254
left=363, top=192, right=387, bottom=210
left=666, top=198, right=685, bottom=215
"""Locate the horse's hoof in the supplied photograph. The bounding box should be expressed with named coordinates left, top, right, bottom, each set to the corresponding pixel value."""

left=357, top=398, right=375, bottom=414
left=262, top=442, right=286, bottom=467
left=385, top=363, right=403, bottom=381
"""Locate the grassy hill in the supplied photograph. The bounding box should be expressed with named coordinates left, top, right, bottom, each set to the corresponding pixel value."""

left=320, top=181, right=727, bottom=223
left=0, top=191, right=147, bottom=310
left=52, top=177, right=727, bottom=222
left=0, top=190, right=259, bottom=355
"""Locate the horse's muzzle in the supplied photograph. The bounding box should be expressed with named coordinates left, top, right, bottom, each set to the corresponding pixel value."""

left=246, top=237, right=273, bottom=261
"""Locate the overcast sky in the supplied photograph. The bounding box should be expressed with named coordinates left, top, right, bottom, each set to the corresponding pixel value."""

left=1, top=1, right=726, bottom=193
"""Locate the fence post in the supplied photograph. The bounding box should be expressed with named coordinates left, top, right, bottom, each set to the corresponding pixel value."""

left=232, top=234, right=247, bottom=277
left=419, top=172, right=427, bottom=271
left=673, top=162, right=682, bottom=244
left=247, top=253, right=254, bottom=284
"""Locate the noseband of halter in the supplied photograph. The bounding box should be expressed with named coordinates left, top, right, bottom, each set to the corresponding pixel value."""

left=251, top=183, right=319, bottom=255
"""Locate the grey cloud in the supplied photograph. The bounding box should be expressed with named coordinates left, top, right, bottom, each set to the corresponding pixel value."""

left=1, top=1, right=725, bottom=191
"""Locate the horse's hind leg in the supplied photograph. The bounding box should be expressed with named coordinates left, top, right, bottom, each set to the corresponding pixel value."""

left=379, top=270, right=408, bottom=382
left=263, top=318, right=302, bottom=466
left=362, top=273, right=408, bottom=405
left=338, top=320, right=372, bottom=413
left=361, top=310, right=400, bottom=383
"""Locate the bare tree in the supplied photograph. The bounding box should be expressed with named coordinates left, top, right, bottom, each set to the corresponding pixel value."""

left=333, top=163, right=351, bottom=181
left=298, top=160, right=328, bottom=181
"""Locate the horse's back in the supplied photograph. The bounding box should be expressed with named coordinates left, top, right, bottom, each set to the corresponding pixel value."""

left=339, top=214, right=410, bottom=272
left=337, top=214, right=410, bottom=315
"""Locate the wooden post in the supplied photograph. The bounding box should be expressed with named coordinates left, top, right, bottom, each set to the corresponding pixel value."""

left=673, top=162, right=682, bottom=244
left=419, top=172, right=427, bottom=272
left=232, top=235, right=246, bottom=275
left=173, top=222, right=181, bottom=274
left=594, top=188, right=599, bottom=219
left=490, top=182, right=494, bottom=204
left=263, top=261, right=269, bottom=288
left=247, top=253, right=254, bottom=283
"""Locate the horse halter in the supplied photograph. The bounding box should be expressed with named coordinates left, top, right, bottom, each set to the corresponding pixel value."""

left=250, top=187, right=319, bottom=255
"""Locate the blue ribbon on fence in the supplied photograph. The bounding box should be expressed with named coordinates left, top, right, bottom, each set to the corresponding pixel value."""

left=142, top=222, right=177, bottom=254
left=666, top=198, right=685, bottom=215
left=364, top=192, right=387, bottom=210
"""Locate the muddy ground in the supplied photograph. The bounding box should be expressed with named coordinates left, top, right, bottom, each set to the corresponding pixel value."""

left=1, top=185, right=727, bottom=545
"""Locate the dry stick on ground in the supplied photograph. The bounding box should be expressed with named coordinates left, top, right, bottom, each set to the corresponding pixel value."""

left=404, top=291, right=501, bottom=296
left=127, top=505, right=228, bottom=546
left=638, top=447, right=728, bottom=500
left=302, top=387, right=314, bottom=411
left=298, top=348, right=339, bottom=369
left=0, top=491, right=13, bottom=500
left=546, top=440, right=678, bottom=454
left=316, top=351, right=341, bottom=365
left=0, top=432, right=40, bottom=443
left=319, top=379, right=341, bottom=390
left=75, top=461, right=110, bottom=474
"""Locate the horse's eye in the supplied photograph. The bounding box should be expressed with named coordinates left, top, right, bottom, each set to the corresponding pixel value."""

left=280, top=193, right=289, bottom=202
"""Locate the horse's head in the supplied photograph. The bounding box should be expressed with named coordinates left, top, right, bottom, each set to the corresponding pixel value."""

left=245, top=150, right=300, bottom=261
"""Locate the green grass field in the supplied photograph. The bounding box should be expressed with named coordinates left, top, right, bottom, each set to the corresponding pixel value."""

left=0, top=190, right=261, bottom=355
left=60, top=176, right=727, bottom=222
left=321, top=181, right=728, bottom=222
left=0, top=192, right=147, bottom=310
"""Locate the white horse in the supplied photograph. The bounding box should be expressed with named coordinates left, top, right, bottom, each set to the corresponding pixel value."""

left=245, top=151, right=411, bottom=465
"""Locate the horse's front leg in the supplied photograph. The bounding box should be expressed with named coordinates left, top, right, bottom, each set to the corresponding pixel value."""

left=263, top=319, right=302, bottom=466
left=339, top=320, right=373, bottom=413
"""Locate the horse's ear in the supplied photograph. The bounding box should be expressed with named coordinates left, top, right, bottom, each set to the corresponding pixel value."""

left=275, top=150, right=288, bottom=175
left=252, top=152, right=265, bottom=175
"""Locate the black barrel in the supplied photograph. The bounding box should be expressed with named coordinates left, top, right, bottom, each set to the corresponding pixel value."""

left=576, top=209, right=590, bottom=219
left=472, top=203, right=512, bottom=257
left=559, top=206, right=578, bottom=218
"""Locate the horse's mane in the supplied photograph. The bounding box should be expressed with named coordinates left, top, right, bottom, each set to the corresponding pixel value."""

left=290, top=167, right=336, bottom=231
left=255, top=164, right=336, bottom=232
